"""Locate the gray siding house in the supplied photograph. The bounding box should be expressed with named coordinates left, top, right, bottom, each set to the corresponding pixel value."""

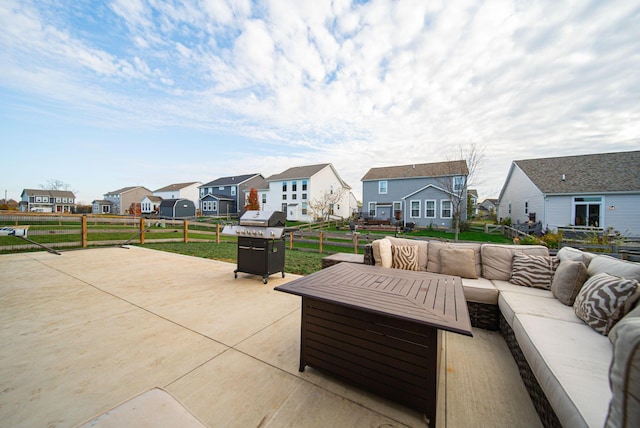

left=93, top=186, right=152, bottom=215
left=199, top=174, right=264, bottom=217
left=497, top=151, right=640, bottom=237
left=19, top=189, right=76, bottom=213
left=361, top=161, right=469, bottom=228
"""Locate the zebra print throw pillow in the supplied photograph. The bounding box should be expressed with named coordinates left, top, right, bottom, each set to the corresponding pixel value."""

left=574, top=272, right=640, bottom=335
left=510, top=253, right=559, bottom=289
left=391, top=245, right=419, bottom=271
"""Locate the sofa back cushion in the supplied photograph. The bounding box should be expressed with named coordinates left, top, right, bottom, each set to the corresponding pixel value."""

left=587, top=255, right=640, bottom=282
left=481, top=244, right=549, bottom=281
left=606, top=305, right=640, bottom=427
left=440, top=248, right=478, bottom=279
left=557, top=246, right=596, bottom=266
left=385, top=236, right=428, bottom=271
left=427, top=241, right=482, bottom=277
left=372, top=239, right=393, bottom=268
left=510, top=253, right=559, bottom=290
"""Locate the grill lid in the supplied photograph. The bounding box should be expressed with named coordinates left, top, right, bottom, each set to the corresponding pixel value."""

left=239, top=210, right=286, bottom=227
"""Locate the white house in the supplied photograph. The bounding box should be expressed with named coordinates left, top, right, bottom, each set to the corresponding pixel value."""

left=262, top=163, right=352, bottom=222
left=153, top=182, right=201, bottom=208
left=497, top=151, right=640, bottom=236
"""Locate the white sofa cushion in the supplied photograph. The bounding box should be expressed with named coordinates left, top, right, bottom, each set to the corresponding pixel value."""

left=587, top=255, right=640, bottom=281
left=460, top=277, right=499, bottom=305
left=557, top=246, right=596, bottom=266
left=492, top=279, right=555, bottom=298
left=372, top=238, right=393, bottom=268
left=606, top=306, right=640, bottom=428
left=481, top=244, right=549, bottom=280
left=513, top=314, right=612, bottom=428
left=499, top=291, right=582, bottom=328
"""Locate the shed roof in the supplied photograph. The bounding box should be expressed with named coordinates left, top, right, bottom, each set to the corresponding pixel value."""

left=514, top=150, right=640, bottom=194
left=361, top=160, right=468, bottom=181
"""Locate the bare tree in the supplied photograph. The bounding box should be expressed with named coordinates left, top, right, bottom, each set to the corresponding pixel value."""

left=437, top=143, right=485, bottom=240
left=40, top=179, right=75, bottom=192
left=308, top=187, right=346, bottom=228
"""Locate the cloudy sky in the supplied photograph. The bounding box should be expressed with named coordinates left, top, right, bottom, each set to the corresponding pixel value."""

left=1, top=0, right=639, bottom=204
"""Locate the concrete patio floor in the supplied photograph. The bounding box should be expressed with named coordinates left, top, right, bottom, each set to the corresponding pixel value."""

left=0, top=246, right=542, bottom=427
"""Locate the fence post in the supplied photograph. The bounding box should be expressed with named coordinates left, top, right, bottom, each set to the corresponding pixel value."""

left=140, top=217, right=145, bottom=245
left=81, top=215, right=88, bottom=248
left=216, top=223, right=220, bottom=243
left=319, top=231, right=323, bottom=253
left=354, top=233, right=358, bottom=253
left=184, top=220, right=189, bottom=243
left=289, top=231, right=294, bottom=250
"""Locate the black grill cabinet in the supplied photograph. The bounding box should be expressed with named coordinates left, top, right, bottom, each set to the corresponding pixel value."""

left=235, top=236, right=285, bottom=284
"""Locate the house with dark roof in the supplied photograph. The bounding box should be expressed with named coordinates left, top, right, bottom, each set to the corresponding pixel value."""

left=19, top=189, right=76, bottom=213
left=361, top=161, right=469, bottom=228
left=264, top=163, right=353, bottom=222
left=497, top=150, right=640, bottom=236
left=92, top=186, right=152, bottom=215
left=198, top=174, right=264, bottom=217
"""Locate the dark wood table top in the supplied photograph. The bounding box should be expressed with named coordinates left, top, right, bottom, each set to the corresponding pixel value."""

left=275, top=263, right=473, bottom=337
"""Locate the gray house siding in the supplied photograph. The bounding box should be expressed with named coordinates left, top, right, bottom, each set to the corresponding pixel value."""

left=497, top=166, right=543, bottom=223
left=363, top=177, right=464, bottom=228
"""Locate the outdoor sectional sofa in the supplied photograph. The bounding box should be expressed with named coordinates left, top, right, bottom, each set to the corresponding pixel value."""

left=363, top=237, right=640, bottom=428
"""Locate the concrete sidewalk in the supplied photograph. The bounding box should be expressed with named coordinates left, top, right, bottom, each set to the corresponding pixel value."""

left=0, top=246, right=540, bottom=427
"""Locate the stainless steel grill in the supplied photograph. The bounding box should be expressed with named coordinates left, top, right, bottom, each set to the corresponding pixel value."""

left=222, top=211, right=287, bottom=284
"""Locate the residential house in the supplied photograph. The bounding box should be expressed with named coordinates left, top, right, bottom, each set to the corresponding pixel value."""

left=477, top=199, right=498, bottom=219
left=497, top=151, right=640, bottom=236
left=361, top=161, right=469, bottom=228
left=141, top=195, right=163, bottom=215
left=19, top=189, right=76, bottom=213
left=153, top=182, right=201, bottom=206
left=199, top=174, right=264, bottom=217
left=158, top=199, right=196, bottom=219
left=93, top=186, right=152, bottom=215
left=468, top=189, right=479, bottom=216
left=263, top=163, right=352, bottom=222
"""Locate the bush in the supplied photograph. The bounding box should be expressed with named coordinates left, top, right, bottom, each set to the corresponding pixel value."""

left=500, top=217, right=512, bottom=227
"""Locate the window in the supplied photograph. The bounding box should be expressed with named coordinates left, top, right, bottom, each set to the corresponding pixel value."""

left=425, top=200, right=436, bottom=218
left=43, top=197, right=49, bottom=203
left=282, top=182, right=287, bottom=192
left=202, top=201, right=218, bottom=212
left=441, top=200, right=452, bottom=218
left=292, top=194, right=297, bottom=200
left=393, top=201, right=402, bottom=219
left=329, top=204, right=335, bottom=215
left=219, top=186, right=224, bottom=191
left=574, top=196, right=602, bottom=227
left=281, top=203, right=287, bottom=213
left=302, top=193, right=307, bottom=200
left=102, top=205, right=110, bottom=213
left=200, top=188, right=205, bottom=196
left=302, top=202, right=308, bottom=215
left=261, top=193, right=267, bottom=204
left=453, top=176, right=465, bottom=192
left=368, top=202, right=376, bottom=217
left=302, top=180, right=308, bottom=191
left=282, top=194, right=287, bottom=200
left=292, top=181, right=297, bottom=191
left=208, top=188, right=212, bottom=194
left=410, top=200, right=420, bottom=218
left=35, top=196, right=42, bottom=202
left=56, top=197, right=62, bottom=203
left=508, top=202, right=512, bottom=215
left=231, top=186, right=236, bottom=196
left=524, top=201, right=529, bottom=215
left=378, top=181, right=388, bottom=194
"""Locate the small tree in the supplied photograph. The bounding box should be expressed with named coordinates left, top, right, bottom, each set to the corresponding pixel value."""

left=308, top=187, right=346, bottom=228
left=438, top=143, right=485, bottom=240
left=245, top=188, right=260, bottom=211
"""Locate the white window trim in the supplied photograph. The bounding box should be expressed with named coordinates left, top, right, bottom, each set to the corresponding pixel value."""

left=425, top=199, right=436, bottom=218
left=440, top=199, right=452, bottom=219
left=368, top=202, right=376, bottom=216
left=410, top=200, right=421, bottom=218
left=378, top=180, right=388, bottom=194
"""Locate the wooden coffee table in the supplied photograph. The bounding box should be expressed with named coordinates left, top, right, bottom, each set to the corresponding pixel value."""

left=274, top=263, right=472, bottom=426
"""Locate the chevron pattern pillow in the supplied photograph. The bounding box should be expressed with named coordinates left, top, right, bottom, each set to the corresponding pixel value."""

left=391, top=245, right=419, bottom=271
left=574, top=272, right=640, bottom=335
left=510, top=252, right=559, bottom=289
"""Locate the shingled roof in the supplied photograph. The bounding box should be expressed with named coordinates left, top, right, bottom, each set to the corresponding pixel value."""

left=266, top=164, right=330, bottom=181
left=154, top=182, right=199, bottom=192
left=514, top=151, right=640, bottom=194
left=361, top=160, right=468, bottom=181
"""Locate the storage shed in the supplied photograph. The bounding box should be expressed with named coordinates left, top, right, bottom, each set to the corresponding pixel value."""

left=158, top=199, right=196, bottom=219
